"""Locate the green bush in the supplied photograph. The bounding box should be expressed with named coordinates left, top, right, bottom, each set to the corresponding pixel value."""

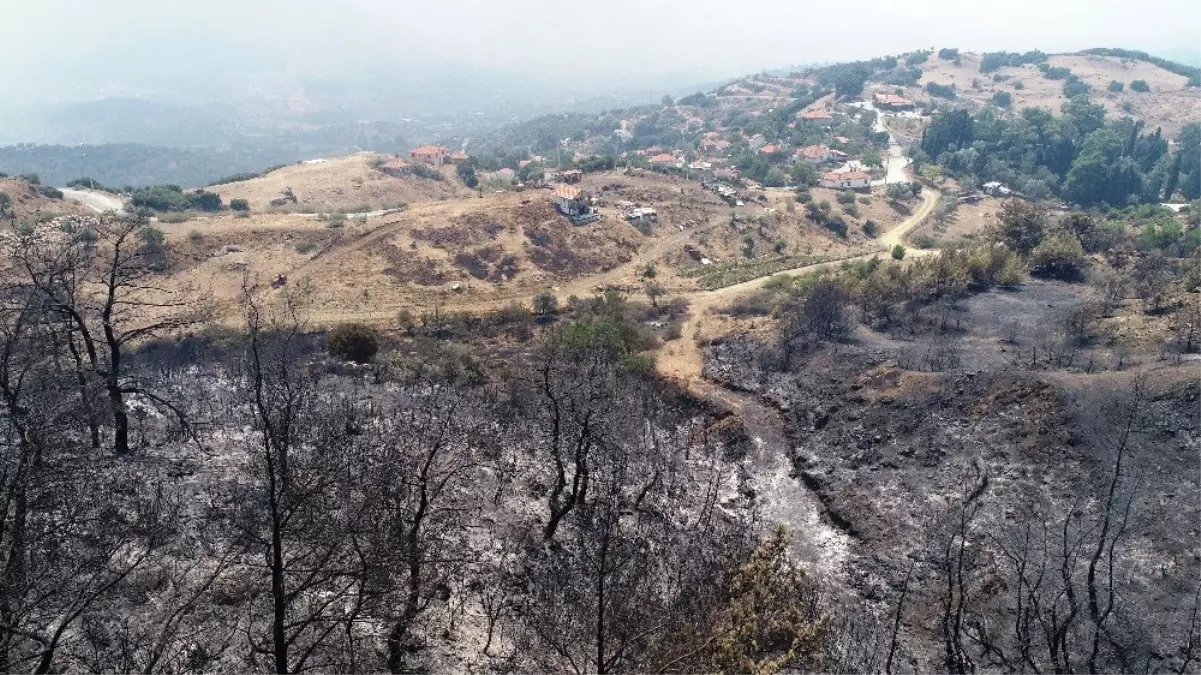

left=891, top=244, right=906, bottom=260
left=39, top=186, right=63, bottom=199
left=863, top=219, right=879, bottom=237
left=295, top=241, right=316, bottom=254
left=533, top=290, right=559, bottom=315
left=1130, top=79, right=1150, bottom=92
left=991, top=91, right=1012, bottom=108
left=188, top=230, right=204, bottom=243
left=229, top=198, right=250, bottom=212
left=836, top=190, right=856, bottom=205
left=1029, top=231, right=1086, bottom=280
left=327, top=323, right=379, bottom=363
left=1108, top=80, right=1124, bottom=92
left=139, top=226, right=166, bottom=249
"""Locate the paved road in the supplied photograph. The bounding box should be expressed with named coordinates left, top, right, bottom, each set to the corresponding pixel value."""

left=60, top=188, right=125, bottom=214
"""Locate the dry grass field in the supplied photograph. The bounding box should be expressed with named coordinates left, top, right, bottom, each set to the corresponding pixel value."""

left=149, top=168, right=949, bottom=328
left=207, top=153, right=470, bottom=213
left=906, top=52, right=1201, bottom=136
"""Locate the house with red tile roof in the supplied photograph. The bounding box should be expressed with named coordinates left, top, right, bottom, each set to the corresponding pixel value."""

left=799, top=109, right=835, bottom=125
left=872, top=93, right=915, bottom=110
left=649, top=153, right=682, bottom=168
left=379, top=157, right=412, bottom=177
left=820, top=170, right=871, bottom=189
left=410, top=145, right=449, bottom=166
left=552, top=183, right=591, bottom=216
left=796, top=144, right=836, bottom=163
left=448, top=151, right=470, bottom=165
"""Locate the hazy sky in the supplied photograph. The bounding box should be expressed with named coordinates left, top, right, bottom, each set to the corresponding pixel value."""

left=5, top=0, right=1200, bottom=97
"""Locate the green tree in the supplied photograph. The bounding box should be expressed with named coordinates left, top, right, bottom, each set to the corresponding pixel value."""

left=891, top=244, right=906, bottom=260
left=991, top=91, right=1012, bottom=107
left=0, top=192, right=9, bottom=217
left=998, top=199, right=1047, bottom=254
left=1164, top=152, right=1183, bottom=200
left=644, top=282, right=664, bottom=308
left=1029, top=231, right=1086, bottom=280
left=1108, top=80, right=1124, bottom=92
left=327, top=323, right=379, bottom=363
left=1130, top=79, right=1150, bottom=92
left=457, top=162, right=479, bottom=188
left=229, top=198, right=250, bottom=212
left=1185, top=166, right=1201, bottom=200
left=533, top=290, right=559, bottom=315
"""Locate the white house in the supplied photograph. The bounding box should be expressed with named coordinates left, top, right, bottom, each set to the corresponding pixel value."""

left=552, top=184, right=590, bottom=216
left=820, top=170, right=871, bottom=190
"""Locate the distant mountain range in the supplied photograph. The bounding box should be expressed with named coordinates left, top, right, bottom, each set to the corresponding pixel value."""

left=0, top=63, right=727, bottom=187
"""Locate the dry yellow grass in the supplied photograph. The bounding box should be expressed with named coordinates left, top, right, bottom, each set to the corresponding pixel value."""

left=908, top=52, right=1201, bottom=137
left=0, top=178, right=89, bottom=221
left=152, top=171, right=918, bottom=328
left=206, top=153, right=470, bottom=213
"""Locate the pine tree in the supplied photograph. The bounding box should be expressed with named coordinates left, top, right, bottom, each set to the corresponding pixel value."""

left=1164, top=152, right=1183, bottom=201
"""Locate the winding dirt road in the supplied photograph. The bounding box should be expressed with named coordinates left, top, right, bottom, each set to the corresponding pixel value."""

left=656, top=187, right=938, bottom=383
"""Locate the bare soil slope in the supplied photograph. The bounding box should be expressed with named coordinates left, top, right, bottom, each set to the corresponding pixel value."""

left=0, top=177, right=89, bottom=221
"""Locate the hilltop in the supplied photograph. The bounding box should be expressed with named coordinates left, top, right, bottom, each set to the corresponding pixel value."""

left=206, top=153, right=469, bottom=214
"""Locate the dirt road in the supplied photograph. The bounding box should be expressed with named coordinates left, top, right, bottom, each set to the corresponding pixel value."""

left=60, top=188, right=125, bottom=214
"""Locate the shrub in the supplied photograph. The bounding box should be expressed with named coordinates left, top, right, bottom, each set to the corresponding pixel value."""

left=20, top=173, right=40, bottom=186
left=207, top=172, right=261, bottom=186
left=39, top=186, right=63, bottom=199
left=229, top=198, right=250, bottom=212
left=188, top=230, right=204, bottom=243
left=991, top=91, right=1012, bottom=108
left=891, top=244, right=906, bottom=260
left=138, top=226, right=166, bottom=249
left=234, top=211, right=250, bottom=219
left=843, top=203, right=859, bottom=218
left=836, top=190, right=856, bottom=205
left=411, top=163, right=443, bottom=181
left=533, top=290, right=559, bottom=315
left=1013, top=81, right=1025, bottom=90
left=823, top=216, right=847, bottom=238
left=0, top=192, right=10, bottom=216
left=925, top=82, right=957, bottom=99
left=1029, top=231, right=1086, bottom=280
left=937, top=47, right=959, bottom=61
left=1063, top=80, right=1090, bottom=98
left=1108, top=80, right=1124, bottom=92
left=327, top=323, right=379, bottom=363
left=327, top=215, right=346, bottom=229
left=1042, top=66, right=1072, bottom=80
left=1130, top=79, right=1150, bottom=92
left=915, top=234, right=938, bottom=249
left=863, top=220, right=879, bottom=237
left=295, top=241, right=316, bottom=254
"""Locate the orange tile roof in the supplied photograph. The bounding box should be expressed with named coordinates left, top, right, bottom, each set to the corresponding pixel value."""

left=800, top=144, right=831, bottom=158
left=649, top=153, right=678, bottom=164
left=410, top=145, right=449, bottom=156
left=552, top=184, right=583, bottom=199
left=759, top=144, right=781, bottom=154
left=801, top=109, right=833, bottom=119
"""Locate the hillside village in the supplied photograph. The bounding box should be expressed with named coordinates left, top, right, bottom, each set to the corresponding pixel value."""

left=0, top=45, right=1199, bottom=674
